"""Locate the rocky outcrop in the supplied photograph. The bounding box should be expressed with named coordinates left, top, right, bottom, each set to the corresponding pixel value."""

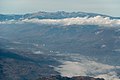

left=36, top=75, right=104, bottom=80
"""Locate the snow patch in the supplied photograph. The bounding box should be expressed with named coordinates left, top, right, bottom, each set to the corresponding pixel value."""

left=34, top=51, right=43, bottom=54
left=114, top=49, right=120, bottom=52
left=101, top=44, right=106, bottom=48
left=12, top=41, right=21, bottom=44
left=95, top=30, right=104, bottom=35
left=8, top=47, right=15, bottom=50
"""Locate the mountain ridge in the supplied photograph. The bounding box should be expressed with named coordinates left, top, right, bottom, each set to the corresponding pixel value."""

left=0, top=11, right=120, bottom=21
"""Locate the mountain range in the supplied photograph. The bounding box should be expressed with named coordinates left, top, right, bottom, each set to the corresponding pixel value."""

left=0, top=11, right=120, bottom=21
left=0, top=11, right=120, bottom=80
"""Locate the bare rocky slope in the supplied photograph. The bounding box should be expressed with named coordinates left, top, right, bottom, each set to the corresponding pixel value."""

left=36, top=75, right=104, bottom=80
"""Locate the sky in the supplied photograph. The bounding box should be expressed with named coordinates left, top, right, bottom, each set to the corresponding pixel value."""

left=0, top=0, right=120, bottom=17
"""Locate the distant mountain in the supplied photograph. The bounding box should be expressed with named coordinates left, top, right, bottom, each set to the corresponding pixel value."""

left=23, top=11, right=110, bottom=19
left=0, top=14, right=23, bottom=21
left=0, top=11, right=120, bottom=21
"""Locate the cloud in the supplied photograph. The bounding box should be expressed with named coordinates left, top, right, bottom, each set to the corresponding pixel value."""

left=22, top=16, right=120, bottom=27
left=54, top=60, right=120, bottom=80
left=53, top=53, right=120, bottom=80
left=1, top=16, right=120, bottom=27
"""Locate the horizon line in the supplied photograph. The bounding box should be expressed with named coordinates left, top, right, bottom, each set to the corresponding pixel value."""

left=1, top=11, right=119, bottom=17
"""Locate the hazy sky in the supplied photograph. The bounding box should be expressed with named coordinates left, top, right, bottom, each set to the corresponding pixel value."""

left=0, top=0, right=120, bottom=17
